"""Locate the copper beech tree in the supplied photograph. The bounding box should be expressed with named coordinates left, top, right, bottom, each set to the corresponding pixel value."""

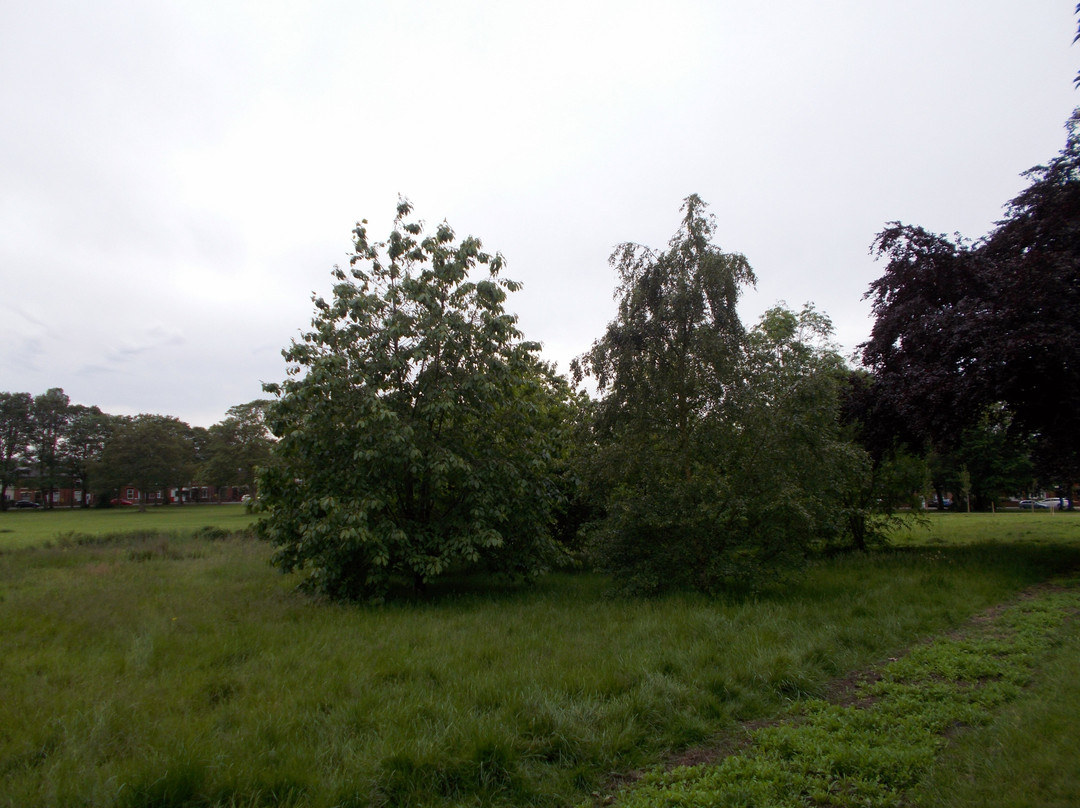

left=861, top=110, right=1080, bottom=502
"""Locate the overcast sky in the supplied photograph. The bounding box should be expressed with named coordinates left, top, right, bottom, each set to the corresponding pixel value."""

left=2, top=1, right=1077, bottom=427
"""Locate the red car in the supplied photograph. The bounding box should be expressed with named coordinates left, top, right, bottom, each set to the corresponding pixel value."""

left=110, top=498, right=135, bottom=506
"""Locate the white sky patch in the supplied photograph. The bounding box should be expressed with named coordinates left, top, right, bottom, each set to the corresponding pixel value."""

left=1, top=0, right=1077, bottom=425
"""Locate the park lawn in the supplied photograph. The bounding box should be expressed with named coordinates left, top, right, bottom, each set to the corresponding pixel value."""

left=892, top=508, right=1080, bottom=546
left=2, top=512, right=1079, bottom=807
left=0, top=504, right=255, bottom=549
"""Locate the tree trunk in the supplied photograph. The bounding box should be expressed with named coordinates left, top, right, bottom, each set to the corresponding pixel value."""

left=848, top=512, right=867, bottom=551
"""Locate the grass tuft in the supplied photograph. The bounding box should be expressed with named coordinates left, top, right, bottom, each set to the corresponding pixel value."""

left=119, top=760, right=207, bottom=808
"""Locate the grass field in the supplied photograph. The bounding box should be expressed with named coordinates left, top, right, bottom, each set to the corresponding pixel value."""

left=893, top=508, right=1080, bottom=546
left=0, top=504, right=254, bottom=548
left=1, top=511, right=1078, bottom=807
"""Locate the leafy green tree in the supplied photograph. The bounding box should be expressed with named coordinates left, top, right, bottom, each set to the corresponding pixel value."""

left=258, top=200, right=575, bottom=601
left=63, top=405, right=118, bottom=507
left=201, top=400, right=274, bottom=498
left=959, top=465, right=972, bottom=513
left=31, top=388, right=71, bottom=508
left=188, top=426, right=211, bottom=500
left=92, top=415, right=197, bottom=510
left=947, top=405, right=1033, bottom=510
left=739, top=305, right=882, bottom=555
left=0, top=392, right=33, bottom=510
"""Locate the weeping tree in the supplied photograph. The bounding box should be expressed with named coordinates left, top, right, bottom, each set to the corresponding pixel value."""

left=575, top=196, right=869, bottom=594
left=258, top=199, right=576, bottom=602
left=573, top=195, right=755, bottom=594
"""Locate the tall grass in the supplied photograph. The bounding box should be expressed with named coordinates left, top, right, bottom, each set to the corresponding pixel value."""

left=3, top=525, right=1077, bottom=807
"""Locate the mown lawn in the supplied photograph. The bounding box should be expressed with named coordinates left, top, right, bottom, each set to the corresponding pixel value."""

left=0, top=503, right=254, bottom=549
left=0, top=512, right=1078, bottom=807
left=893, top=508, right=1080, bottom=546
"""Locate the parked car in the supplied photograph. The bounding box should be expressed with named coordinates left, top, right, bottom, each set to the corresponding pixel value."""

left=1039, top=498, right=1071, bottom=510
left=1018, top=499, right=1050, bottom=510
left=12, top=499, right=42, bottom=509
left=110, top=498, right=135, bottom=506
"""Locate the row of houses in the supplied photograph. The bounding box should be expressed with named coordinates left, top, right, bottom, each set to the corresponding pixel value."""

left=2, top=484, right=250, bottom=507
